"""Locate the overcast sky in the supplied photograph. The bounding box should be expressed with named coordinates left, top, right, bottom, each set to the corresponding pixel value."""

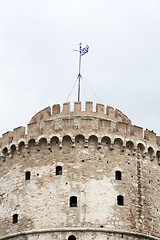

left=0, top=0, right=160, bottom=137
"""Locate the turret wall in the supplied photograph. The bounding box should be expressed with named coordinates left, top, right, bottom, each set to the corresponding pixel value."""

left=0, top=102, right=160, bottom=240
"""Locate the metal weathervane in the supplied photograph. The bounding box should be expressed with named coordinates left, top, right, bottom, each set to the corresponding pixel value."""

left=74, top=43, right=89, bottom=102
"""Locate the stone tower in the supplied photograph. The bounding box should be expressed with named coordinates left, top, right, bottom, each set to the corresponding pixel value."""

left=0, top=102, right=160, bottom=240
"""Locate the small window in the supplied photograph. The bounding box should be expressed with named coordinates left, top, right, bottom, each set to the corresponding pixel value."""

left=25, top=171, right=31, bottom=180
left=70, top=196, right=77, bottom=207
left=13, top=214, right=18, bottom=224
left=115, top=171, right=121, bottom=180
left=117, top=195, right=124, bottom=206
left=56, top=166, right=62, bottom=175
left=68, top=235, right=76, bottom=240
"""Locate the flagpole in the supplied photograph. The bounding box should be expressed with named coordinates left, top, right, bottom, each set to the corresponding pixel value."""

left=78, top=43, right=82, bottom=102
left=73, top=43, right=88, bottom=102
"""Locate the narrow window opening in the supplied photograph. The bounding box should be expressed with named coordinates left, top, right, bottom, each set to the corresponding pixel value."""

left=56, top=166, right=62, bottom=175
left=25, top=171, right=31, bottom=180
left=70, top=196, right=77, bottom=207
left=68, top=235, right=76, bottom=240
left=117, top=195, right=124, bottom=206
left=13, top=214, right=18, bottom=224
left=115, top=171, right=121, bottom=180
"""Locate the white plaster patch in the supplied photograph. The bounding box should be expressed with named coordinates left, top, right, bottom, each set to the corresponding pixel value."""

left=84, top=177, right=118, bottom=224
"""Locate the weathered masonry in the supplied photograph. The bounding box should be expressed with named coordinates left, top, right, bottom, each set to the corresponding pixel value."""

left=0, top=102, right=160, bottom=240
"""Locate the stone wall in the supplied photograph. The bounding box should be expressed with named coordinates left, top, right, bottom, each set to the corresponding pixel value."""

left=0, top=102, right=160, bottom=240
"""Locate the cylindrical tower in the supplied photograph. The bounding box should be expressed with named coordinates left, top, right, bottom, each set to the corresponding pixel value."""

left=0, top=102, right=160, bottom=240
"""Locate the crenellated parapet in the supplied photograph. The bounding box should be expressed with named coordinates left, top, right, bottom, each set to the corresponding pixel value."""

left=29, top=102, right=131, bottom=124
left=0, top=102, right=160, bottom=164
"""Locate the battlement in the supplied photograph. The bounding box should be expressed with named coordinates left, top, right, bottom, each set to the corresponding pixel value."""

left=0, top=102, right=160, bottom=156
left=29, top=102, right=131, bottom=124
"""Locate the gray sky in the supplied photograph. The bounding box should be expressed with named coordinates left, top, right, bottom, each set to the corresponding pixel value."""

left=0, top=0, right=160, bottom=137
